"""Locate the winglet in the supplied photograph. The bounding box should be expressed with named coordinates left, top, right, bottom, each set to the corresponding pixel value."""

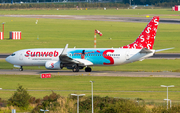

left=155, top=47, right=174, bottom=52
left=61, top=44, right=68, bottom=55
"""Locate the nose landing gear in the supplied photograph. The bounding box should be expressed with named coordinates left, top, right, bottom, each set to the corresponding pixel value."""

left=19, top=66, right=23, bottom=71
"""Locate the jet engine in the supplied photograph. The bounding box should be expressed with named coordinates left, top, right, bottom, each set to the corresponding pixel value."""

left=45, top=60, right=61, bottom=70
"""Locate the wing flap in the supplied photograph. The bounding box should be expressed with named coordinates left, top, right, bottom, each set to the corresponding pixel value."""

left=59, top=44, right=93, bottom=66
left=74, top=59, right=93, bottom=66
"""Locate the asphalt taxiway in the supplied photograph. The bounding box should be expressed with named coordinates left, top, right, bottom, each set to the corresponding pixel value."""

left=1, top=15, right=180, bottom=24
left=1, top=69, right=180, bottom=77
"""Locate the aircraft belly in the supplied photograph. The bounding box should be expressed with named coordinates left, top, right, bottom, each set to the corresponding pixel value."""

left=22, top=60, right=45, bottom=66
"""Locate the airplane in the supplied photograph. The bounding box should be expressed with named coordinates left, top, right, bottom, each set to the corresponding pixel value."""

left=6, top=16, right=173, bottom=72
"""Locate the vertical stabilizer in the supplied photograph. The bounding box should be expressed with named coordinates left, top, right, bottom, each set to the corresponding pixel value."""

left=121, top=16, right=159, bottom=49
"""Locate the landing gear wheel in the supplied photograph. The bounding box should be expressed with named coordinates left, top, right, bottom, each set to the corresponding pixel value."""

left=19, top=66, right=23, bottom=71
left=72, top=65, right=79, bottom=72
left=60, top=63, right=64, bottom=69
left=85, top=67, right=92, bottom=72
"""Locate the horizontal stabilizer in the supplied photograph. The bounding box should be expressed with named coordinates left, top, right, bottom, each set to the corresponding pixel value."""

left=155, top=47, right=174, bottom=52
left=139, top=48, right=153, bottom=53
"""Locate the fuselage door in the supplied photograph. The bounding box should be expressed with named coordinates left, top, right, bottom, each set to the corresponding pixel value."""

left=125, top=50, right=130, bottom=60
left=19, top=53, right=23, bottom=60
left=69, top=53, right=72, bottom=58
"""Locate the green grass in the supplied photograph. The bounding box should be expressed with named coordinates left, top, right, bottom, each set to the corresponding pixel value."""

left=0, top=16, right=179, bottom=53
left=0, top=75, right=179, bottom=102
left=0, top=8, right=180, bottom=109
left=0, top=9, right=180, bottom=18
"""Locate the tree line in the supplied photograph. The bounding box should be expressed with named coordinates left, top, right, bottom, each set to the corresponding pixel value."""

left=0, top=2, right=178, bottom=9
left=0, top=0, right=179, bottom=7
left=1, top=85, right=180, bottom=113
left=123, top=0, right=179, bottom=5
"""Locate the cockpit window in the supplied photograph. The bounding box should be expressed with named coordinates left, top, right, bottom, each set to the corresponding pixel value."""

left=11, top=53, right=15, bottom=56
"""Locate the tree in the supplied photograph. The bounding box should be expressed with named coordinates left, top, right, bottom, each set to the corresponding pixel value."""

left=32, top=91, right=60, bottom=113
left=8, top=85, right=31, bottom=110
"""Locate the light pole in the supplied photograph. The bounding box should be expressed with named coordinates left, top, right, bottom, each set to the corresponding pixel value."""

left=164, top=99, right=172, bottom=108
left=40, top=109, right=49, bottom=113
left=161, top=85, right=174, bottom=109
left=129, top=0, right=131, bottom=7
left=90, top=81, right=94, bottom=113
left=71, top=94, right=85, bottom=113
left=2, top=22, right=5, bottom=39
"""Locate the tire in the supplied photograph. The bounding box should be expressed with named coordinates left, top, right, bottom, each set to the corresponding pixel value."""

left=73, top=66, right=79, bottom=72
left=85, top=67, right=91, bottom=72
left=60, top=63, right=63, bottom=69
left=19, top=68, right=23, bottom=71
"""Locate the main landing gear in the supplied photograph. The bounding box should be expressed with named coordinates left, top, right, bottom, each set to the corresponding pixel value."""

left=72, top=65, right=79, bottom=72
left=19, top=66, right=23, bottom=71
left=85, top=67, right=91, bottom=72
left=72, top=65, right=92, bottom=72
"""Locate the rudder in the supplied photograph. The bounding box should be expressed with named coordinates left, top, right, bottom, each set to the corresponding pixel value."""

left=121, top=16, right=159, bottom=49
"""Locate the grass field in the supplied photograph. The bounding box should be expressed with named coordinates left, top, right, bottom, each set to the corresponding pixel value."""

left=0, top=16, right=179, bottom=53
left=0, top=8, right=180, bottom=105
left=0, top=75, right=179, bottom=103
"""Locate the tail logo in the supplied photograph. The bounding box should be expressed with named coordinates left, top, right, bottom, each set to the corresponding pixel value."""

left=140, top=35, right=144, bottom=42
left=154, top=19, right=159, bottom=25
left=121, top=16, right=159, bottom=49
left=147, top=44, right=151, bottom=49
left=145, top=27, right=151, bottom=33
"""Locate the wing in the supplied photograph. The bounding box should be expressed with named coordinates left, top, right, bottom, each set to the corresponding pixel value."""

left=59, top=44, right=93, bottom=66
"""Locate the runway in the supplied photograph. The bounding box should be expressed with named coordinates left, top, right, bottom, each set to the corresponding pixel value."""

left=1, top=15, right=180, bottom=24
left=1, top=69, right=180, bottom=77
left=149, top=53, right=180, bottom=59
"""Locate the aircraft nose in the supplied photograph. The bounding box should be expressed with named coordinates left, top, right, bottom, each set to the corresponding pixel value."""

left=5, top=56, right=11, bottom=63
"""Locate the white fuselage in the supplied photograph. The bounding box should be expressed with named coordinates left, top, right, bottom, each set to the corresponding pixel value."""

left=6, top=48, right=154, bottom=67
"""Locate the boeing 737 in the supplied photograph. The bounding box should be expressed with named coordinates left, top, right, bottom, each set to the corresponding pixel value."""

left=6, top=16, right=173, bottom=72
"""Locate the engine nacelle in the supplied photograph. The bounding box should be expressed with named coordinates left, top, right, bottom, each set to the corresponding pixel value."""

left=45, top=60, right=61, bottom=70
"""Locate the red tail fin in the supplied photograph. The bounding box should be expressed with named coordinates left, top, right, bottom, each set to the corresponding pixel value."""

left=121, top=16, right=159, bottom=49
